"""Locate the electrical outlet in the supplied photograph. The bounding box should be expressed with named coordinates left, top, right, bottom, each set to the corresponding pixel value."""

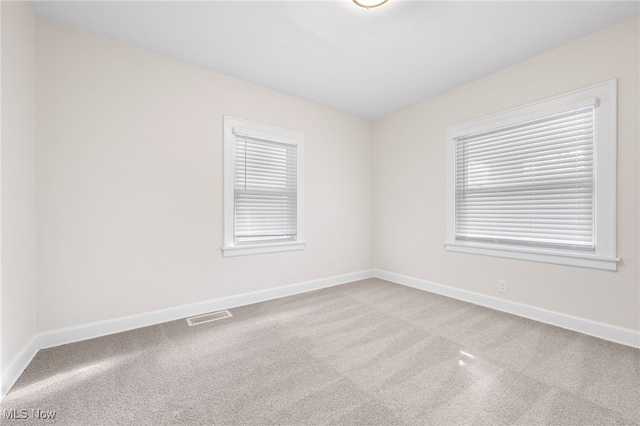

left=498, top=280, right=508, bottom=293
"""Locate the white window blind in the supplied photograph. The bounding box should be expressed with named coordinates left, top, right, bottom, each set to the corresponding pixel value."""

left=455, top=105, right=595, bottom=251
left=233, top=129, right=298, bottom=245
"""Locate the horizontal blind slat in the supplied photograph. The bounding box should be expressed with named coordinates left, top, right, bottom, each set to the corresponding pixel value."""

left=235, top=133, right=298, bottom=244
left=455, top=105, right=595, bottom=251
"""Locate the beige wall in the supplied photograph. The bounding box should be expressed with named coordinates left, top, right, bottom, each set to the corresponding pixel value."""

left=373, top=17, right=640, bottom=331
left=12, top=12, right=639, bottom=341
left=35, top=19, right=373, bottom=332
left=1, top=0, right=37, bottom=371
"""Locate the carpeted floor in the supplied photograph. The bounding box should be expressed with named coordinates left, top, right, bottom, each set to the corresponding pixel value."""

left=1, top=278, right=639, bottom=425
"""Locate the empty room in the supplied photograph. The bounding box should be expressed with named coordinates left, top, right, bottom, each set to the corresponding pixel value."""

left=1, top=0, right=639, bottom=424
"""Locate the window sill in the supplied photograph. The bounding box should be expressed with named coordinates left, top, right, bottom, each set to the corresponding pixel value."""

left=222, top=241, right=306, bottom=257
left=444, top=241, right=619, bottom=271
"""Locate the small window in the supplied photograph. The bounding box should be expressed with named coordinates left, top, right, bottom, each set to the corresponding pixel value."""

left=445, top=80, right=619, bottom=271
left=223, top=116, right=305, bottom=257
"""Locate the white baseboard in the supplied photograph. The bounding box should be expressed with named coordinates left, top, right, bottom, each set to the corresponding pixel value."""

left=4, top=268, right=637, bottom=400
left=373, top=269, right=640, bottom=349
left=0, top=269, right=374, bottom=400
left=38, top=269, right=374, bottom=350
left=1, top=335, right=39, bottom=399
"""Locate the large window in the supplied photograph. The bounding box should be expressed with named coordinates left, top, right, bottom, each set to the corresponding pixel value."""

left=223, top=116, right=305, bottom=257
left=445, top=80, right=618, bottom=271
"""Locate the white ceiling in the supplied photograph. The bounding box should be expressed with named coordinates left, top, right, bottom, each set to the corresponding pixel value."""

left=29, top=1, right=639, bottom=119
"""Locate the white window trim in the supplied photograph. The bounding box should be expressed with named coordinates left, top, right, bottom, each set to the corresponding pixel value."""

left=223, top=116, right=305, bottom=257
left=445, top=79, right=619, bottom=271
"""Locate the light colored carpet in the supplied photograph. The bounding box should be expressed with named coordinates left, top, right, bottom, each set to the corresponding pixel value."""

left=1, top=278, right=639, bottom=425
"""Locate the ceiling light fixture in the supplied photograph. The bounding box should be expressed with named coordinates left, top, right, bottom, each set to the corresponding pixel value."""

left=353, top=0, right=388, bottom=9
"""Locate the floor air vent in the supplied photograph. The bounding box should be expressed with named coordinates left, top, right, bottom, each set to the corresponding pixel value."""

left=187, top=310, right=233, bottom=326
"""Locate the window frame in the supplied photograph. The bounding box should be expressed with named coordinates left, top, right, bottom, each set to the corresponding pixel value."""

left=445, top=80, right=619, bottom=271
left=223, top=116, right=305, bottom=257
